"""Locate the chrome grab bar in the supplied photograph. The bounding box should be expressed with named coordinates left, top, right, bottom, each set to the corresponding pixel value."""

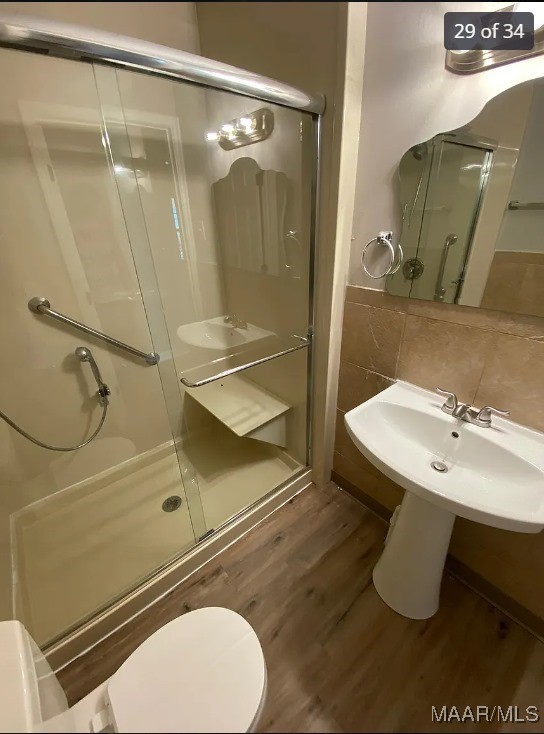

left=180, top=335, right=311, bottom=388
left=28, top=297, right=160, bottom=365
left=434, top=233, right=458, bottom=302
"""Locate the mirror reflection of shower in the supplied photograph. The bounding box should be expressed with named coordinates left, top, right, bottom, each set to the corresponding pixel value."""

left=390, top=134, right=494, bottom=304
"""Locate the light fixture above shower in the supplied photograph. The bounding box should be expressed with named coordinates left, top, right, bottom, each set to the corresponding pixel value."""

left=205, top=107, right=274, bottom=150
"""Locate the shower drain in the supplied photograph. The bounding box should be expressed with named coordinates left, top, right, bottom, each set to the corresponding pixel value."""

left=162, top=495, right=183, bottom=512
left=431, top=460, right=448, bottom=473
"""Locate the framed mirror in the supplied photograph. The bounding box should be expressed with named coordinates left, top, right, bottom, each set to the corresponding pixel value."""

left=388, top=79, right=544, bottom=319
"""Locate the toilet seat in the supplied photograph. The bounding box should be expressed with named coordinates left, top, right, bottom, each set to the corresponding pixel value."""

left=105, top=607, right=267, bottom=733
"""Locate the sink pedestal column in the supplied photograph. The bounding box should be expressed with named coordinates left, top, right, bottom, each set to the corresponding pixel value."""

left=373, top=491, right=455, bottom=619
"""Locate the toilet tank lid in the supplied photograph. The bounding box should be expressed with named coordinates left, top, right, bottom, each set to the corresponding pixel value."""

left=106, top=607, right=266, bottom=733
left=0, top=621, right=42, bottom=732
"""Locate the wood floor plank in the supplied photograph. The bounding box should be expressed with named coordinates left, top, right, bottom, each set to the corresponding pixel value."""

left=58, top=484, right=544, bottom=732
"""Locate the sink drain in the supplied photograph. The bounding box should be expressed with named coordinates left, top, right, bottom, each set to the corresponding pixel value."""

left=162, top=495, right=182, bottom=512
left=431, top=460, right=448, bottom=473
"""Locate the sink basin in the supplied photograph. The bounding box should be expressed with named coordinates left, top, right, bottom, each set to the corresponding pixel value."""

left=345, top=380, right=544, bottom=533
left=177, top=316, right=274, bottom=351
left=345, top=380, right=544, bottom=619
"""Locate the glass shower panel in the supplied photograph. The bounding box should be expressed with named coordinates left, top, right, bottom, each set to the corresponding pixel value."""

left=100, top=68, right=313, bottom=532
left=92, top=66, right=207, bottom=543
left=0, top=48, right=200, bottom=647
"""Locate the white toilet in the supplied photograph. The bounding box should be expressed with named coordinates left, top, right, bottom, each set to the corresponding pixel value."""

left=0, top=607, right=267, bottom=733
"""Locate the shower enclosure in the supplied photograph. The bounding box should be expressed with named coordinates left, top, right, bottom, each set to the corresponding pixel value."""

left=0, top=15, right=321, bottom=651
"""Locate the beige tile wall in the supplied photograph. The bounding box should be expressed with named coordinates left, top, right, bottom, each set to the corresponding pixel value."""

left=334, top=284, right=544, bottom=623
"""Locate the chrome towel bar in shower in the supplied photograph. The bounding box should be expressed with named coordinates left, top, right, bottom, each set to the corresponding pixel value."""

left=180, top=335, right=311, bottom=388
left=28, top=297, right=160, bottom=365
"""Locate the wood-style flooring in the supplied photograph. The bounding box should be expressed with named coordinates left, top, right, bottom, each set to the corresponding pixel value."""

left=58, top=484, right=544, bottom=733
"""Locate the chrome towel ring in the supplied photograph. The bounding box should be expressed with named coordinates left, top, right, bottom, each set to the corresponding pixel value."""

left=361, top=231, right=403, bottom=279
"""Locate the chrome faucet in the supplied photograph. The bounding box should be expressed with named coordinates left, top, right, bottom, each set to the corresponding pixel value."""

left=224, top=314, right=248, bottom=330
left=435, top=388, right=509, bottom=428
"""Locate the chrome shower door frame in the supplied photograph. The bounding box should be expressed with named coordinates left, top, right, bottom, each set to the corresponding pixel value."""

left=0, top=13, right=325, bottom=114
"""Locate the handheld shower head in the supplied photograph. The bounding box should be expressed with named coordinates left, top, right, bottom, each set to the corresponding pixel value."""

left=75, top=346, right=92, bottom=362
left=75, top=346, right=111, bottom=405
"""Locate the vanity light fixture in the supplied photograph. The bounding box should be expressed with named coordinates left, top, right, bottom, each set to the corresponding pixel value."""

left=445, top=4, right=544, bottom=74
left=204, top=108, right=274, bottom=150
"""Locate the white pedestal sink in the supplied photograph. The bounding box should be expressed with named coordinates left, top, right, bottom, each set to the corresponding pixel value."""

left=345, top=381, right=544, bottom=619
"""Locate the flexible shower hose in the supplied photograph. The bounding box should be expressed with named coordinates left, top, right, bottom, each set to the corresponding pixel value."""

left=0, top=346, right=110, bottom=451
left=0, top=401, right=108, bottom=451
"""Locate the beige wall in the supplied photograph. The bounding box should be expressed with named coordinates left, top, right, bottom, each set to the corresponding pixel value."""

left=334, top=285, right=544, bottom=624
left=0, top=2, right=200, bottom=620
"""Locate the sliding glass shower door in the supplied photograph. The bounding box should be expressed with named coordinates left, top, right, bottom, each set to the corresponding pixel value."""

left=0, top=43, right=314, bottom=648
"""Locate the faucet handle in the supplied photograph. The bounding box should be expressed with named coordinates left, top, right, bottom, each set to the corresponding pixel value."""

left=475, top=405, right=510, bottom=426
left=436, top=387, right=458, bottom=411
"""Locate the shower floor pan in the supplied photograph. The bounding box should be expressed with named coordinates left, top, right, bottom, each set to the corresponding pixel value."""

left=11, top=428, right=300, bottom=646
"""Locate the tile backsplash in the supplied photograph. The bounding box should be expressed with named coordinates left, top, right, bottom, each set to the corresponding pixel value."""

left=340, top=285, right=544, bottom=426
left=334, top=284, right=544, bottom=627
